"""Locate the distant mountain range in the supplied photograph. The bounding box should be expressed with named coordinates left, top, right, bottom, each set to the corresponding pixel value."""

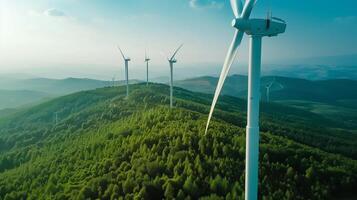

left=0, top=77, right=141, bottom=109
left=0, top=77, right=116, bottom=95
left=1, top=74, right=357, bottom=115
left=259, top=54, right=357, bottom=80
left=176, top=75, right=357, bottom=103
left=267, top=65, right=357, bottom=80
left=286, top=54, right=357, bottom=66
left=0, top=90, right=51, bottom=110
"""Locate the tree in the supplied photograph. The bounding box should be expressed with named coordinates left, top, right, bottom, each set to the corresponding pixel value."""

left=210, top=175, right=229, bottom=196
left=183, top=175, right=198, bottom=196
left=286, top=167, right=295, bottom=179
left=176, top=189, right=185, bottom=200
left=134, top=186, right=148, bottom=200
left=123, top=179, right=135, bottom=194
left=164, top=183, right=175, bottom=199
left=305, top=167, right=316, bottom=180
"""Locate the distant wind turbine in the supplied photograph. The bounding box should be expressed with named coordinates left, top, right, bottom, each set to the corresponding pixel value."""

left=167, top=44, right=183, bottom=109
left=145, top=50, right=151, bottom=86
left=54, top=111, right=59, bottom=126
left=205, top=0, right=286, bottom=200
left=265, top=77, right=275, bottom=102
left=117, top=46, right=131, bottom=97
left=266, top=77, right=284, bottom=102
left=112, top=76, right=116, bottom=87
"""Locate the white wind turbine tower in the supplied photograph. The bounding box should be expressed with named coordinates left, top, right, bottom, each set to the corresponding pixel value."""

left=205, top=1, right=286, bottom=200
left=145, top=50, right=151, bottom=86
left=167, top=44, right=183, bottom=109
left=117, top=46, right=131, bottom=97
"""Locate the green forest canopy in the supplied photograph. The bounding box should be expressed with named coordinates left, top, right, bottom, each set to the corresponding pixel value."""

left=0, top=84, right=356, bottom=199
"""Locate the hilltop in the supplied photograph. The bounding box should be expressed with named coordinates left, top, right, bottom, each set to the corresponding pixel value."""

left=0, top=84, right=356, bottom=199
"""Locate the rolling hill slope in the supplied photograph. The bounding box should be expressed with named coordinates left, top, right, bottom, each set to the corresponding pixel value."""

left=0, top=84, right=356, bottom=199
left=0, top=90, right=51, bottom=110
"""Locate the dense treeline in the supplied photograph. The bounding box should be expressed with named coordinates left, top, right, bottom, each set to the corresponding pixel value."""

left=0, top=84, right=356, bottom=199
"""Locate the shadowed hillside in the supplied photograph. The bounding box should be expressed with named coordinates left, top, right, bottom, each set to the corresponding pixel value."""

left=176, top=75, right=357, bottom=129
left=176, top=75, right=357, bottom=103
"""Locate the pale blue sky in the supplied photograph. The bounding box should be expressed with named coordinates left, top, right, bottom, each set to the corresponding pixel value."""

left=0, top=0, right=356, bottom=79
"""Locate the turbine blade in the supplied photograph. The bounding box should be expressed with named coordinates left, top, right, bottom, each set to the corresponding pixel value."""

left=170, top=44, right=183, bottom=61
left=272, top=17, right=286, bottom=24
left=241, top=0, right=256, bottom=19
left=205, top=0, right=256, bottom=134
left=117, top=46, right=126, bottom=60
left=278, top=83, right=284, bottom=89
left=205, top=30, right=244, bottom=134
left=230, top=0, right=243, bottom=18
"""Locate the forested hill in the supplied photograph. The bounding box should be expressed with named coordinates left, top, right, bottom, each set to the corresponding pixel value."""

left=0, top=84, right=356, bottom=199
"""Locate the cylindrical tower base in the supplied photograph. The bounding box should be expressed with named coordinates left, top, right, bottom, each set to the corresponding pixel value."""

left=170, top=63, right=173, bottom=108
left=125, top=62, right=129, bottom=97
left=245, top=36, right=262, bottom=200
left=147, top=62, right=149, bottom=86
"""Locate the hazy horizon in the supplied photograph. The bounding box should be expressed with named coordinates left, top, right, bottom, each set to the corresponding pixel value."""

left=1, top=0, right=357, bottom=80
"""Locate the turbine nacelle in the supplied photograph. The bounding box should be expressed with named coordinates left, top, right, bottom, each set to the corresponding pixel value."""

left=169, top=59, right=177, bottom=64
left=117, top=46, right=131, bottom=62
left=232, top=18, right=286, bottom=37
left=167, top=44, right=182, bottom=109
left=145, top=58, right=150, bottom=62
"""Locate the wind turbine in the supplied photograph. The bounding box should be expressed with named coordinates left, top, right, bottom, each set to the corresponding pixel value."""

left=54, top=111, right=59, bottom=126
left=205, top=1, right=286, bottom=200
left=167, top=44, right=183, bottom=109
left=117, top=46, right=131, bottom=97
left=265, top=77, right=275, bottom=102
left=266, top=77, right=284, bottom=102
left=112, top=76, right=116, bottom=87
left=145, top=50, right=150, bottom=86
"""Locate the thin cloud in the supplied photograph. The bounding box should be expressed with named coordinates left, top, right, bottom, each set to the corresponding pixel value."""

left=189, top=0, right=224, bottom=9
left=44, top=8, right=66, bottom=17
